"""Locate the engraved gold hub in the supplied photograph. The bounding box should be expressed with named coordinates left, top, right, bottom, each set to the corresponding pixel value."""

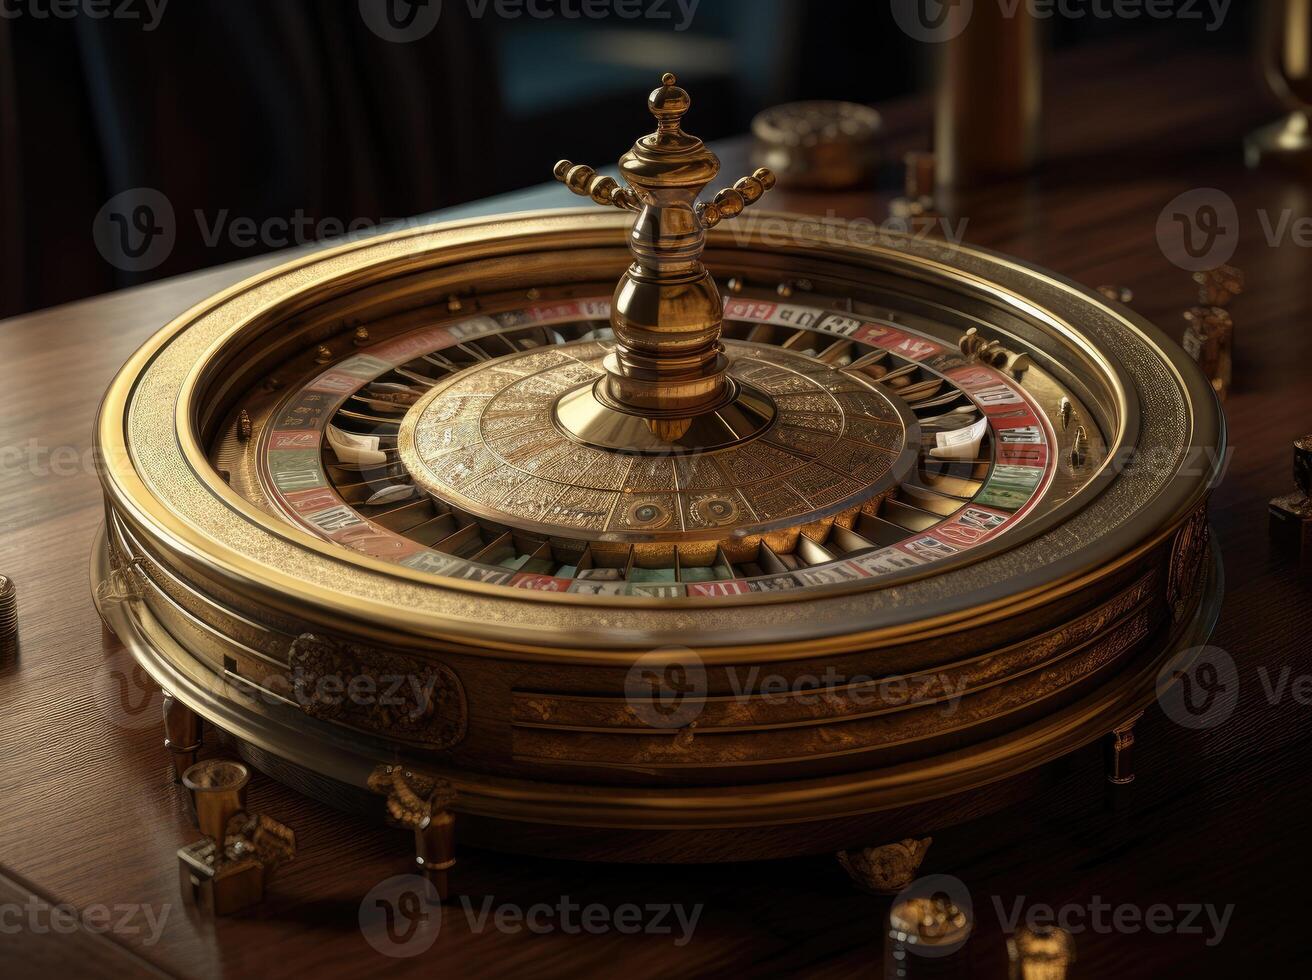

left=396, top=339, right=918, bottom=560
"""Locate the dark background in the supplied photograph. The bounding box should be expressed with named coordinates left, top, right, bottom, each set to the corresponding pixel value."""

left=0, top=0, right=1258, bottom=318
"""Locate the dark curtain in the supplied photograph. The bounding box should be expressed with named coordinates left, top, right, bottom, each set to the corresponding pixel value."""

left=0, top=0, right=502, bottom=318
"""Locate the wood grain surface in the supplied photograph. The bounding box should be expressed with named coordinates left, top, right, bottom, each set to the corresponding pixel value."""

left=2, top=37, right=1310, bottom=978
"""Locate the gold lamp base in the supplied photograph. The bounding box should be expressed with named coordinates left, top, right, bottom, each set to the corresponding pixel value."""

left=1245, top=111, right=1312, bottom=169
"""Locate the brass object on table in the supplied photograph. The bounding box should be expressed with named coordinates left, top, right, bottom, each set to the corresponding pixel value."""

left=1193, top=264, right=1244, bottom=307
left=369, top=764, right=458, bottom=902
left=1182, top=306, right=1233, bottom=400
left=177, top=760, right=296, bottom=915
left=890, top=151, right=941, bottom=234
left=1183, top=264, right=1243, bottom=399
left=836, top=837, right=932, bottom=894
left=1007, top=925, right=1075, bottom=979
left=750, top=100, right=881, bottom=190
left=1104, top=711, right=1143, bottom=785
left=1246, top=0, right=1312, bottom=169
left=163, top=692, right=202, bottom=782
left=92, top=69, right=1224, bottom=870
left=186, top=759, right=248, bottom=843
left=886, top=887, right=972, bottom=969
left=935, top=0, right=1042, bottom=188
left=0, top=574, right=16, bottom=638
left=1096, top=285, right=1133, bottom=304
left=1270, top=434, right=1312, bottom=571
left=906, top=151, right=936, bottom=203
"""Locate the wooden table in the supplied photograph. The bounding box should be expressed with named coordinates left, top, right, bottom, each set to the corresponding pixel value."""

left=3, top=37, right=1310, bottom=977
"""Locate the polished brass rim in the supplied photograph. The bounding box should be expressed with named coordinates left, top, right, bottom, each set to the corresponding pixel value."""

left=93, top=524, right=1223, bottom=827
left=96, top=209, right=1222, bottom=652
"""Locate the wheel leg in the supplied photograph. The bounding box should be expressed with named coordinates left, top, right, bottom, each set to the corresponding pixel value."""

left=367, top=766, right=458, bottom=901
left=1105, top=712, right=1142, bottom=785
left=162, top=692, right=202, bottom=783
left=837, top=837, right=932, bottom=894
left=416, top=808, right=456, bottom=902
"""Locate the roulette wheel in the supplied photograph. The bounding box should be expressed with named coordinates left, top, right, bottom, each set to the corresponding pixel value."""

left=92, top=75, right=1223, bottom=889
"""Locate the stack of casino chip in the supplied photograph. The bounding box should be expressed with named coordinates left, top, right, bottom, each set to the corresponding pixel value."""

left=0, top=575, right=16, bottom=638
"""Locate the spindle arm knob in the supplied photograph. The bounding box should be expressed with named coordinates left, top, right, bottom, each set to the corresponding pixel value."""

left=553, top=160, right=641, bottom=211
left=697, top=168, right=776, bottom=228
